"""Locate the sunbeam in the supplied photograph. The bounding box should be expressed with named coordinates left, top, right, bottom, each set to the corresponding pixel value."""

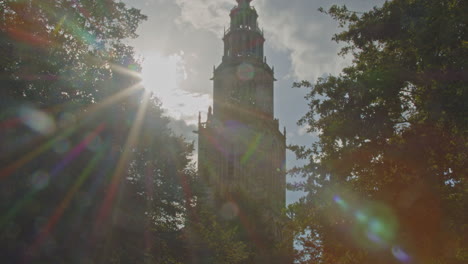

left=0, top=124, right=106, bottom=229
left=25, top=145, right=106, bottom=261
left=93, top=89, right=150, bottom=231
left=241, top=133, right=262, bottom=164
left=0, top=84, right=142, bottom=181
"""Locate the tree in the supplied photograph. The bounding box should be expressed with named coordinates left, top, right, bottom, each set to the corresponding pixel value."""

left=185, top=193, right=251, bottom=264
left=291, top=0, right=467, bottom=263
left=185, top=185, right=293, bottom=264
left=0, top=1, right=197, bottom=263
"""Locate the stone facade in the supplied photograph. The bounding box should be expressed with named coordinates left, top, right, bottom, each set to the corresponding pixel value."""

left=197, top=0, right=288, bottom=261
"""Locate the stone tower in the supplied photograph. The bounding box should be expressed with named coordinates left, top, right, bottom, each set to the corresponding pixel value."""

left=197, top=0, right=288, bottom=261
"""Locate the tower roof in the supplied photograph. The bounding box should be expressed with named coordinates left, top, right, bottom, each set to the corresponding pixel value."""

left=236, top=0, right=252, bottom=8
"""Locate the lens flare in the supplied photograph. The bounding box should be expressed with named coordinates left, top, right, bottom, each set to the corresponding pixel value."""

left=366, top=230, right=384, bottom=244
left=53, top=15, right=67, bottom=35
left=0, top=124, right=105, bottom=230
left=392, top=246, right=411, bottom=263
left=53, top=139, right=71, bottom=154
left=30, top=171, right=51, bottom=191
left=365, top=218, right=389, bottom=247
left=354, top=210, right=368, bottom=223
left=29, top=147, right=105, bottom=256
left=0, top=117, right=21, bottom=130
left=50, top=124, right=105, bottom=177
left=237, top=63, right=255, bottom=81
left=128, top=63, right=139, bottom=72
left=58, top=112, right=77, bottom=128
left=1, top=113, right=79, bottom=181
left=86, top=134, right=103, bottom=152
left=369, top=219, right=384, bottom=234
left=94, top=91, right=150, bottom=230
left=332, top=192, right=401, bottom=254
left=19, top=107, right=56, bottom=135
left=333, top=195, right=348, bottom=210
left=352, top=204, right=398, bottom=250
left=241, top=133, right=262, bottom=164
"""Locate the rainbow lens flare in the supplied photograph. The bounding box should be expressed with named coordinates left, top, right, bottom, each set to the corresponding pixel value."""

left=237, top=63, right=255, bottom=81
left=392, top=246, right=411, bottom=263
left=19, top=107, right=56, bottom=135
left=332, top=193, right=411, bottom=262
left=333, top=195, right=349, bottom=211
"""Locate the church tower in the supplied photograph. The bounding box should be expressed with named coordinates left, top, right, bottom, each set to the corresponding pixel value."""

left=198, top=0, right=288, bottom=261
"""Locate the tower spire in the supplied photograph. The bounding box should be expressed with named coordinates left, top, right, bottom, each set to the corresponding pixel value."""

left=198, top=2, right=288, bottom=262
left=236, top=0, right=252, bottom=8
left=226, top=0, right=263, bottom=59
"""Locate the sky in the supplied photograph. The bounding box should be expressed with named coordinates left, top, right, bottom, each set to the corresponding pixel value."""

left=122, top=0, right=386, bottom=204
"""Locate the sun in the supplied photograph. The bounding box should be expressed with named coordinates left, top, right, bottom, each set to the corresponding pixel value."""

left=140, top=52, right=211, bottom=125
left=141, top=52, right=179, bottom=98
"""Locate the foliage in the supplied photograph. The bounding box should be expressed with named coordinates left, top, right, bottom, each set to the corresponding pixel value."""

left=186, top=186, right=294, bottom=264
left=186, top=195, right=251, bottom=264
left=0, top=1, right=198, bottom=263
left=291, top=0, right=467, bottom=263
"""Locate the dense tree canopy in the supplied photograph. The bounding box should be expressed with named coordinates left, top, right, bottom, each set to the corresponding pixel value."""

left=0, top=1, right=205, bottom=263
left=291, top=0, right=467, bottom=263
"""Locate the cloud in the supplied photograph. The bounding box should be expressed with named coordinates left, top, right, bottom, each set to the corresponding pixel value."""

left=255, top=0, right=365, bottom=81
left=167, top=117, right=199, bottom=164
left=297, top=124, right=311, bottom=136
left=174, top=0, right=234, bottom=36
left=297, top=124, right=322, bottom=138
left=173, top=0, right=385, bottom=81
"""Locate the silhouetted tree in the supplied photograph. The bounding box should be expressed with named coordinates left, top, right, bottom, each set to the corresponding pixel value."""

left=291, top=1, right=467, bottom=263
left=0, top=1, right=197, bottom=263
left=185, top=190, right=251, bottom=264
